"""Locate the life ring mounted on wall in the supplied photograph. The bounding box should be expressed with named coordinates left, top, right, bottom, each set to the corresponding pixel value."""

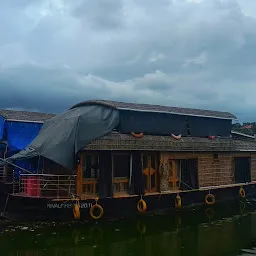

left=137, top=198, right=147, bottom=213
left=239, top=187, right=245, bottom=198
left=205, top=193, right=215, bottom=205
left=175, top=194, right=182, bottom=209
left=131, top=132, right=144, bottom=138
left=73, top=199, right=81, bottom=220
left=90, top=198, right=104, bottom=220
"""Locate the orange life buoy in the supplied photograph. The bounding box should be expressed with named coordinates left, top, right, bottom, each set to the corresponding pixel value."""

left=171, top=134, right=181, bottom=140
left=131, top=132, right=144, bottom=138
left=90, top=204, right=104, bottom=220
left=137, top=199, right=147, bottom=212
left=73, top=200, right=80, bottom=220
left=205, top=194, right=215, bottom=205
left=239, top=187, right=245, bottom=198
left=175, top=195, right=182, bottom=209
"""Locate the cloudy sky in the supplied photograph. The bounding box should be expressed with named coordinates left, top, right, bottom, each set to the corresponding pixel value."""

left=0, top=0, right=256, bottom=122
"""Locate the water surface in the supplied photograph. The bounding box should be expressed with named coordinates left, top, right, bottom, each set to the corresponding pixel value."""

left=1, top=205, right=256, bottom=256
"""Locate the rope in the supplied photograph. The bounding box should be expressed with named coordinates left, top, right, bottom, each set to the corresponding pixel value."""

left=2, top=194, right=9, bottom=213
left=36, top=155, right=41, bottom=174
left=0, top=157, right=33, bottom=174
left=179, top=180, right=194, bottom=190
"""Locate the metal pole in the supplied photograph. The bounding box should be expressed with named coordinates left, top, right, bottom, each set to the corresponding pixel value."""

left=0, top=157, right=33, bottom=174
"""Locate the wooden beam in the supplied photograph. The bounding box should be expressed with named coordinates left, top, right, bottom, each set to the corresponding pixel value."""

left=76, top=153, right=83, bottom=196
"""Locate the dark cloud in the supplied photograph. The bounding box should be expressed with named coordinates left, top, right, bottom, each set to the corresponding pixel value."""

left=0, top=64, right=113, bottom=113
left=72, top=0, right=124, bottom=30
left=0, top=0, right=42, bottom=8
left=0, top=0, right=255, bottom=123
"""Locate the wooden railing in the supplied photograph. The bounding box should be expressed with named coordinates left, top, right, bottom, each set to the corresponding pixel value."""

left=81, top=177, right=129, bottom=197
left=82, top=178, right=98, bottom=195
left=113, top=177, right=129, bottom=194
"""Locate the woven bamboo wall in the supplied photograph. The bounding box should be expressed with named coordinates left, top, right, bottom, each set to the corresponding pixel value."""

left=160, top=152, right=256, bottom=188
left=198, top=153, right=233, bottom=187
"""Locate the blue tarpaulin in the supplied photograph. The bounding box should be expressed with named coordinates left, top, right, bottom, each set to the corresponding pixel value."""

left=6, top=121, right=43, bottom=151
left=0, top=116, right=5, bottom=140
left=0, top=143, right=6, bottom=150
left=13, top=158, right=43, bottom=180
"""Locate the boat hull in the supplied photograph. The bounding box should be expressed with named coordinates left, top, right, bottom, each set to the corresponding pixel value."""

left=1, top=183, right=256, bottom=221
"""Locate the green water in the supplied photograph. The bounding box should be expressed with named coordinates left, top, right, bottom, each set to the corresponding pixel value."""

left=1, top=208, right=256, bottom=256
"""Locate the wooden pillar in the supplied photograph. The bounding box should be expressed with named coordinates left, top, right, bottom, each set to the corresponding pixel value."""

left=76, top=152, right=83, bottom=196
left=169, top=160, right=179, bottom=190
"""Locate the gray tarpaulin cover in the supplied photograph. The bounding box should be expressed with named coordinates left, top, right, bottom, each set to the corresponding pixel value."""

left=0, top=105, right=119, bottom=170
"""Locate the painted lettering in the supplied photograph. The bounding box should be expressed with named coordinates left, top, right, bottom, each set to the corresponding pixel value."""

left=47, top=202, right=93, bottom=209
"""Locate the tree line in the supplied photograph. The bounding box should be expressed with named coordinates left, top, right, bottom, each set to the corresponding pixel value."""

left=232, top=122, right=256, bottom=136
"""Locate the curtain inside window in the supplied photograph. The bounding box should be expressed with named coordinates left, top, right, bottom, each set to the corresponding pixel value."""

left=98, top=151, right=113, bottom=198
left=129, top=151, right=144, bottom=195
left=180, top=159, right=199, bottom=191
left=234, top=157, right=251, bottom=183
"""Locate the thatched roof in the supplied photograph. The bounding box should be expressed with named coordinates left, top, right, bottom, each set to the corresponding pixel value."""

left=85, top=133, right=256, bottom=152
left=71, top=100, right=236, bottom=120
left=0, top=109, right=55, bottom=123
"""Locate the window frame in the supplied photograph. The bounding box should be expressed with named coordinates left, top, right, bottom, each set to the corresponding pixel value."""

left=111, top=151, right=132, bottom=196
left=232, top=156, right=252, bottom=184
left=80, top=152, right=100, bottom=197
left=142, top=152, right=159, bottom=193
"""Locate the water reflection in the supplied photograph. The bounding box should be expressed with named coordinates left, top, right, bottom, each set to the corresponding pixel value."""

left=1, top=202, right=256, bottom=256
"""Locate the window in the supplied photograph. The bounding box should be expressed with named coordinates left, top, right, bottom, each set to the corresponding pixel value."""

left=83, top=155, right=99, bottom=179
left=233, top=157, right=251, bottom=183
left=166, top=159, right=198, bottom=191
left=112, top=153, right=131, bottom=194
left=179, top=159, right=198, bottom=191
left=113, top=155, right=130, bottom=178
left=168, top=160, right=180, bottom=190
left=82, top=154, right=99, bottom=195
left=142, top=153, right=158, bottom=193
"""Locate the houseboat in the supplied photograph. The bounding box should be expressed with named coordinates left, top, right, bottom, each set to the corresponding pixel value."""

left=0, top=109, right=54, bottom=212
left=1, top=100, right=256, bottom=221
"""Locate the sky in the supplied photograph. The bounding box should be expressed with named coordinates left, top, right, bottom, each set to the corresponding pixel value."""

left=0, top=0, right=256, bottom=122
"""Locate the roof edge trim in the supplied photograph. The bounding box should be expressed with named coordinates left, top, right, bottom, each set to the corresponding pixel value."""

left=118, top=107, right=236, bottom=120
left=6, top=119, right=44, bottom=124
left=231, top=130, right=255, bottom=139
left=70, top=100, right=236, bottom=120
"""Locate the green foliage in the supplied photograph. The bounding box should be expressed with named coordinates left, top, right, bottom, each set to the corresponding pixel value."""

left=232, top=122, right=256, bottom=136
